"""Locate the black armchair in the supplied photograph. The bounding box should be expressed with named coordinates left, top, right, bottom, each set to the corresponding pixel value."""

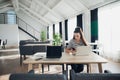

left=70, top=69, right=120, bottom=80
left=19, top=40, right=49, bottom=65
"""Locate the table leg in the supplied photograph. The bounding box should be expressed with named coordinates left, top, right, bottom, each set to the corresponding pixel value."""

left=28, top=63, right=32, bottom=72
left=66, top=64, right=69, bottom=80
left=38, top=64, right=41, bottom=73
left=42, top=64, right=44, bottom=73
left=98, top=63, right=103, bottom=73
left=87, top=64, right=91, bottom=73
left=20, top=55, right=22, bottom=66
left=86, top=64, right=89, bottom=73
left=62, top=64, right=64, bottom=74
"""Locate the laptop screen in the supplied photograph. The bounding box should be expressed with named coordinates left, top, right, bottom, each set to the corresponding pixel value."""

left=46, top=46, right=62, bottom=58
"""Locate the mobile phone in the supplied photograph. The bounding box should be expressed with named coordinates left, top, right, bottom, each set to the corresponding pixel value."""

left=72, top=48, right=76, bottom=50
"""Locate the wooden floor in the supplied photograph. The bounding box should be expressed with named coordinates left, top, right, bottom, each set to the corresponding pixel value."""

left=0, top=50, right=120, bottom=80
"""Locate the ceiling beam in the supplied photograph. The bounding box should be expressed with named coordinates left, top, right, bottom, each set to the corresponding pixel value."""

left=19, top=3, right=52, bottom=25
left=35, top=0, right=64, bottom=20
left=0, top=1, right=12, bottom=9
left=30, top=0, right=34, bottom=9
left=63, top=0, right=88, bottom=11
left=89, top=0, right=119, bottom=10
left=20, top=8, right=48, bottom=26
left=51, top=0, right=63, bottom=9
left=78, top=0, right=89, bottom=9
left=28, top=0, right=39, bottom=13
left=11, top=0, right=19, bottom=12
left=63, top=0, right=78, bottom=11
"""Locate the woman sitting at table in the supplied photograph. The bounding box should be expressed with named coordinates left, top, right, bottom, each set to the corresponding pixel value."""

left=65, top=27, right=88, bottom=73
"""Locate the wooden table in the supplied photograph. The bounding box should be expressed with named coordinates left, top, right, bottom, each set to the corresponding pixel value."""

left=23, top=52, right=107, bottom=73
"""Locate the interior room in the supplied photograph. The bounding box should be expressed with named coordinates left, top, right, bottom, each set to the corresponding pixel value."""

left=0, top=0, right=120, bottom=80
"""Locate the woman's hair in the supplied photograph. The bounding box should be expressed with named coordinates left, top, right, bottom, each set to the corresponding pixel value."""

left=73, top=27, right=87, bottom=46
left=73, top=27, right=82, bottom=39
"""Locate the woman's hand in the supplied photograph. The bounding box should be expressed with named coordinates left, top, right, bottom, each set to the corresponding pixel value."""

left=65, top=48, right=76, bottom=54
left=71, top=48, right=76, bottom=53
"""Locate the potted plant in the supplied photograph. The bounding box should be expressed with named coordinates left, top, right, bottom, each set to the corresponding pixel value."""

left=40, top=31, right=46, bottom=42
left=50, top=33, right=63, bottom=54
left=53, top=33, right=62, bottom=46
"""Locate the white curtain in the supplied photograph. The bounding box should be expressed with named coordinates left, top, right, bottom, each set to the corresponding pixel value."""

left=98, top=2, right=120, bottom=62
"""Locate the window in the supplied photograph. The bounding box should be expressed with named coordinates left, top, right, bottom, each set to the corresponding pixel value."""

left=0, top=11, right=16, bottom=24
left=7, top=11, right=16, bottom=24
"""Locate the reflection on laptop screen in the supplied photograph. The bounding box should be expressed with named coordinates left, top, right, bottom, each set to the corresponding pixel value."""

left=46, top=46, right=62, bottom=58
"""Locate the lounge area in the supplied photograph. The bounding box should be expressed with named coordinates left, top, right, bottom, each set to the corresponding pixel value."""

left=1, top=0, right=120, bottom=80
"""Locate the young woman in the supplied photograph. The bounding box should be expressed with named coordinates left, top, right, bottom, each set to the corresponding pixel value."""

left=65, top=27, right=88, bottom=73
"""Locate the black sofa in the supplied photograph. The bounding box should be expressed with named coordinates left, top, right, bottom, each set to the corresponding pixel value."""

left=9, top=70, right=67, bottom=80
left=70, top=69, right=120, bottom=80
left=9, top=73, right=67, bottom=80
left=19, top=40, right=50, bottom=65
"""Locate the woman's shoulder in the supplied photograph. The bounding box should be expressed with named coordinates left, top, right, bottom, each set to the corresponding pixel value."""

left=69, top=39, right=74, bottom=42
left=69, top=39, right=75, bottom=43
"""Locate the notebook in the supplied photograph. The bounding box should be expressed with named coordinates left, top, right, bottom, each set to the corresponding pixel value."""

left=30, top=52, right=46, bottom=60
left=46, top=46, right=62, bottom=58
left=74, top=46, right=92, bottom=56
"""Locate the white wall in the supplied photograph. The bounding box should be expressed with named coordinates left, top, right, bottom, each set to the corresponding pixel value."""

left=68, top=17, right=76, bottom=41
left=0, top=24, right=19, bottom=48
left=49, top=25, right=53, bottom=40
left=83, top=10, right=91, bottom=43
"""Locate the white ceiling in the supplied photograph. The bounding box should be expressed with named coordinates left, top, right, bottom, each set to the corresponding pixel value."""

left=0, top=0, right=119, bottom=26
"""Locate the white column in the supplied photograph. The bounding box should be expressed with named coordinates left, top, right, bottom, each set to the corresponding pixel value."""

left=62, top=21, right=65, bottom=46
left=83, top=10, right=91, bottom=42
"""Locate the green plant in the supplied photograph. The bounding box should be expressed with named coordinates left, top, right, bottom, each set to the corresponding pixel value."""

left=53, top=33, right=62, bottom=46
left=40, top=31, right=46, bottom=41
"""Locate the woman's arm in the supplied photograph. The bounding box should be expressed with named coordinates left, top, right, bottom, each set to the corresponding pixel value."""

left=65, top=48, right=71, bottom=53
left=80, top=28, right=88, bottom=46
left=65, top=48, right=76, bottom=54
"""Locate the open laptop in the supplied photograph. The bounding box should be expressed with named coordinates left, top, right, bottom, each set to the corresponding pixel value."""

left=74, top=46, right=92, bottom=56
left=43, top=46, right=62, bottom=60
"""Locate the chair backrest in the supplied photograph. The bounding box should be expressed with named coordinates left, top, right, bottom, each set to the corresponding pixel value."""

left=19, top=46, right=33, bottom=55
left=9, top=73, right=67, bottom=80
left=0, top=39, right=3, bottom=46
left=70, top=69, right=120, bottom=80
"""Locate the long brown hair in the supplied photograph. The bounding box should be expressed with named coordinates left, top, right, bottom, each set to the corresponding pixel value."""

left=73, top=27, right=87, bottom=46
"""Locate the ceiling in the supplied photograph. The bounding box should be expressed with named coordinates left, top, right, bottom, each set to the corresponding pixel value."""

left=0, top=0, right=119, bottom=26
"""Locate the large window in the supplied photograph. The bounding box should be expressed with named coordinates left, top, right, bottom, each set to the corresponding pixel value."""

left=98, top=2, right=120, bottom=59
left=0, top=11, right=16, bottom=24
left=7, top=11, right=16, bottom=24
